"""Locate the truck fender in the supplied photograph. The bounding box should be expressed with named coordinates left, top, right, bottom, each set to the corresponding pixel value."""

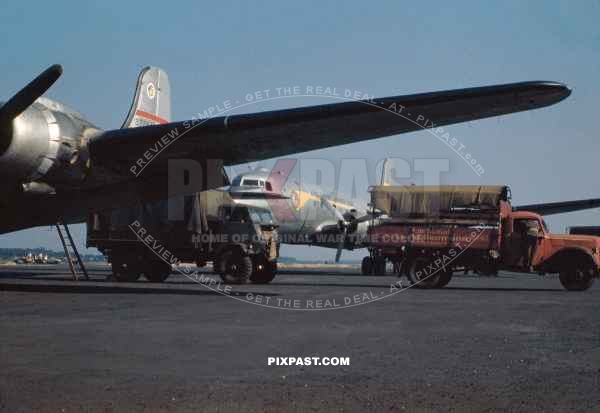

left=213, top=243, right=249, bottom=261
left=539, top=247, right=598, bottom=274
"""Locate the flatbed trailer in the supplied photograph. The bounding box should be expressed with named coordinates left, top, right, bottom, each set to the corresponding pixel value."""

left=363, top=185, right=600, bottom=291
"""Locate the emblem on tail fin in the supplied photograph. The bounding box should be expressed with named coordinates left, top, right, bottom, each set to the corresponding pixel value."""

left=122, top=66, right=171, bottom=128
left=146, top=83, right=156, bottom=99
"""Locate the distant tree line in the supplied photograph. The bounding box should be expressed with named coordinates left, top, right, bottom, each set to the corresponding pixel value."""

left=0, top=248, right=105, bottom=262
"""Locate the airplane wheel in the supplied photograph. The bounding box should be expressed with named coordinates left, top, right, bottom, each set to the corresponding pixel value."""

left=217, top=249, right=252, bottom=284
left=436, top=270, right=453, bottom=288
left=392, top=259, right=404, bottom=276
left=559, top=267, right=595, bottom=291
left=111, top=257, right=143, bottom=282
left=361, top=257, right=374, bottom=275
left=144, top=261, right=172, bottom=283
left=407, top=256, right=440, bottom=289
left=250, top=259, right=277, bottom=284
left=373, top=257, right=386, bottom=275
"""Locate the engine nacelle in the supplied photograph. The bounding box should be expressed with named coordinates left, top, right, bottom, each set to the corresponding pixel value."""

left=0, top=97, right=99, bottom=188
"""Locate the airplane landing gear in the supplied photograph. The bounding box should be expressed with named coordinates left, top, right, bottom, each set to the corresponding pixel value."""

left=361, top=256, right=386, bottom=275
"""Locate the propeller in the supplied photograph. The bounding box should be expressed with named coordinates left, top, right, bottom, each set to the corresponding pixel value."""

left=320, top=197, right=350, bottom=263
left=0, top=64, right=63, bottom=150
left=331, top=205, right=383, bottom=262
left=334, top=220, right=348, bottom=263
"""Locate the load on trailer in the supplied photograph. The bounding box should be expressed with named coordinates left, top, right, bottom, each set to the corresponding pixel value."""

left=87, top=190, right=279, bottom=284
left=363, top=185, right=600, bottom=291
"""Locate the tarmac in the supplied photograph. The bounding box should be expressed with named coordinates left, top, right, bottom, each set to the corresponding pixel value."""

left=1, top=263, right=599, bottom=412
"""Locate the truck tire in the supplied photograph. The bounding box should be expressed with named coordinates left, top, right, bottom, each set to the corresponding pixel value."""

left=436, top=270, right=453, bottom=288
left=144, top=262, right=172, bottom=283
left=111, top=258, right=143, bottom=282
left=559, top=267, right=595, bottom=291
left=407, top=256, right=440, bottom=289
left=361, top=257, right=374, bottom=275
left=250, top=260, right=277, bottom=284
left=217, top=249, right=252, bottom=284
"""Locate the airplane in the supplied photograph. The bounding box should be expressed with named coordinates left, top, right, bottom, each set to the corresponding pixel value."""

left=224, top=166, right=371, bottom=262
left=224, top=164, right=600, bottom=265
left=0, top=63, right=572, bottom=247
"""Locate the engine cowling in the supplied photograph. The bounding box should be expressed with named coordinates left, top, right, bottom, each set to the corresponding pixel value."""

left=0, top=97, right=98, bottom=189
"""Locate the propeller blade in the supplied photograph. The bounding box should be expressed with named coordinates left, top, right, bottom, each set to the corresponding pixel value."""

left=0, top=64, right=63, bottom=125
left=335, top=247, right=343, bottom=263
left=355, top=211, right=382, bottom=224
left=335, top=226, right=347, bottom=263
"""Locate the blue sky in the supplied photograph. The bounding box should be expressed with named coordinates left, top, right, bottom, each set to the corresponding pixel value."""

left=0, top=1, right=598, bottom=260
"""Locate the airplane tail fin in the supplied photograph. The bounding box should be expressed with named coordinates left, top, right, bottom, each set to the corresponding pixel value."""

left=121, top=66, right=171, bottom=128
left=380, top=158, right=392, bottom=186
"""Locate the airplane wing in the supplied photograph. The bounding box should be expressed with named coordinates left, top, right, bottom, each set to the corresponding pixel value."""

left=514, top=198, right=600, bottom=216
left=89, top=81, right=570, bottom=174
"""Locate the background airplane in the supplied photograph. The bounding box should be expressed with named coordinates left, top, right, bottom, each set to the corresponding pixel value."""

left=0, top=63, right=571, bottom=244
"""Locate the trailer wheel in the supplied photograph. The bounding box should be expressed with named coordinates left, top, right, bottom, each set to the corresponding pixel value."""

left=436, top=270, right=453, bottom=288
left=559, top=267, right=595, bottom=291
left=250, top=259, right=277, bottom=284
left=111, top=258, right=143, bottom=282
left=218, top=249, right=252, bottom=284
left=144, top=262, right=172, bottom=283
left=361, top=257, right=374, bottom=275
left=407, top=256, right=440, bottom=289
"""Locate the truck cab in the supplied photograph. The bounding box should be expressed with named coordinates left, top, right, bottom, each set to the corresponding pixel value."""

left=209, top=203, right=279, bottom=284
left=504, top=211, right=600, bottom=290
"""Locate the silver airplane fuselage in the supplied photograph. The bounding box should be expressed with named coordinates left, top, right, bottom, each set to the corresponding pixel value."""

left=226, top=169, right=370, bottom=249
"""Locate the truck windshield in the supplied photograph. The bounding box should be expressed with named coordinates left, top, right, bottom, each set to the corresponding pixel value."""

left=220, top=206, right=251, bottom=223
left=248, top=208, right=275, bottom=224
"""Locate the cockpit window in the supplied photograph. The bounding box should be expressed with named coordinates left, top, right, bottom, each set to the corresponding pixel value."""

left=241, top=179, right=259, bottom=187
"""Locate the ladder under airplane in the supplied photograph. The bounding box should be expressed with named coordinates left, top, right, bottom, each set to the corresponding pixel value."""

left=56, top=220, right=88, bottom=280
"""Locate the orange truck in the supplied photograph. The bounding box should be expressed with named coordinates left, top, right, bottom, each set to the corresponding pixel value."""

left=364, top=185, right=600, bottom=291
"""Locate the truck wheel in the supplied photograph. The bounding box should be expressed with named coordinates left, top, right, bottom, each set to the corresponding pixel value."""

left=144, top=262, right=172, bottom=283
left=250, top=260, right=277, bottom=284
left=436, top=270, right=453, bottom=288
left=361, top=257, right=374, bottom=275
left=559, top=268, right=595, bottom=291
left=407, top=256, right=440, bottom=289
left=218, top=250, right=252, bottom=284
left=111, top=258, right=142, bottom=282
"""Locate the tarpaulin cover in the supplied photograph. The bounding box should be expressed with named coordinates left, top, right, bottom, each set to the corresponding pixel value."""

left=370, top=185, right=509, bottom=218
left=103, top=190, right=234, bottom=234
